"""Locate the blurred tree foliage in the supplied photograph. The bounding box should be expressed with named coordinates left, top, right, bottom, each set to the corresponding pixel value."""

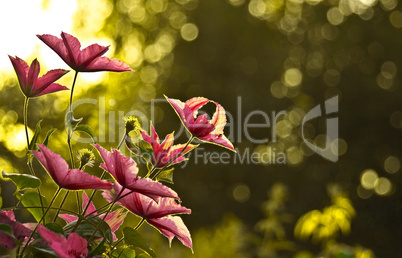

left=1, top=0, right=402, bottom=256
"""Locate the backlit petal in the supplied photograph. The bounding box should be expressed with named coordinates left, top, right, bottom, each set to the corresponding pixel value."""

left=148, top=216, right=193, bottom=250
left=84, top=56, right=132, bottom=72
left=37, top=34, right=71, bottom=67
left=79, top=43, right=109, bottom=68
left=8, top=55, right=29, bottom=88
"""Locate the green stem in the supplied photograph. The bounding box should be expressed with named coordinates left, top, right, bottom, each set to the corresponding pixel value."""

left=117, top=133, right=127, bottom=150
left=67, top=71, right=79, bottom=168
left=71, top=170, right=107, bottom=233
left=87, top=187, right=125, bottom=243
left=69, top=71, right=79, bottom=113
left=23, top=97, right=30, bottom=149
left=76, top=191, right=82, bottom=214
left=19, top=187, right=62, bottom=257
left=23, top=97, right=46, bottom=223
left=151, top=135, right=195, bottom=180
left=53, top=190, right=70, bottom=222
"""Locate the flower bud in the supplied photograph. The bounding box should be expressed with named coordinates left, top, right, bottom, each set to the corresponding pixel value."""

left=77, top=149, right=95, bottom=168
left=124, top=116, right=141, bottom=135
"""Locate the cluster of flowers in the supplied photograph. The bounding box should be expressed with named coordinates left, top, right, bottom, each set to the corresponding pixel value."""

left=1, top=32, right=235, bottom=257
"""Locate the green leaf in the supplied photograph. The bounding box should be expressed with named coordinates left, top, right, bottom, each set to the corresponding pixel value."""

left=136, top=253, right=153, bottom=258
left=65, top=111, right=83, bottom=130
left=123, top=227, right=156, bottom=258
left=0, top=223, right=15, bottom=238
left=42, top=128, right=57, bottom=147
left=88, top=236, right=107, bottom=257
left=44, top=222, right=64, bottom=235
left=28, top=120, right=42, bottom=150
left=73, top=125, right=97, bottom=143
left=64, top=215, right=113, bottom=244
left=156, top=167, right=174, bottom=184
left=111, top=246, right=136, bottom=258
left=20, top=191, right=49, bottom=224
left=2, top=171, right=41, bottom=190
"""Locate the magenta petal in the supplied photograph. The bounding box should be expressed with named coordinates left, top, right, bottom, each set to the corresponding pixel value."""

left=36, top=69, right=69, bottom=90
left=84, top=56, right=132, bottom=72
left=94, top=144, right=139, bottom=187
left=0, top=211, right=32, bottom=249
left=26, top=59, right=40, bottom=91
left=82, top=192, right=97, bottom=215
left=32, top=145, right=112, bottom=190
left=59, top=214, right=78, bottom=224
left=148, top=216, right=193, bottom=250
left=79, top=43, right=109, bottom=68
left=35, top=83, right=69, bottom=97
left=38, top=225, right=88, bottom=258
left=61, top=32, right=82, bottom=67
left=165, top=96, right=187, bottom=124
left=126, top=177, right=180, bottom=202
left=185, top=97, right=209, bottom=112
left=198, top=134, right=235, bottom=151
left=210, top=102, right=227, bottom=135
left=8, top=55, right=29, bottom=87
left=60, top=169, right=112, bottom=190
left=37, top=34, right=71, bottom=67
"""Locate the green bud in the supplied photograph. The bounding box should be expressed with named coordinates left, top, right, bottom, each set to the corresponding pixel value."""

left=124, top=116, right=141, bottom=135
left=77, top=148, right=95, bottom=168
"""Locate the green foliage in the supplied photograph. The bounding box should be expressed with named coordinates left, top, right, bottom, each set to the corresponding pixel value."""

left=64, top=214, right=113, bottom=244
left=19, top=191, right=49, bottom=223
left=2, top=171, right=41, bottom=190
left=124, top=227, right=156, bottom=258
left=156, top=167, right=174, bottom=184
left=28, top=120, right=42, bottom=151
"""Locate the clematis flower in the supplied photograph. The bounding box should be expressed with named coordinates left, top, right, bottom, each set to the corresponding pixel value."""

left=37, top=32, right=132, bottom=72
left=59, top=192, right=126, bottom=241
left=8, top=56, right=69, bottom=98
left=139, top=124, right=198, bottom=168
left=38, top=224, right=87, bottom=258
left=103, top=182, right=193, bottom=250
left=32, top=144, right=112, bottom=190
left=165, top=95, right=235, bottom=151
left=93, top=144, right=179, bottom=201
left=0, top=210, right=32, bottom=249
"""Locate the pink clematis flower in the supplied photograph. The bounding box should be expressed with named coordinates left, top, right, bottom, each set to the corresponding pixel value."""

left=38, top=224, right=88, bottom=258
left=103, top=182, right=193, bottom=251
left=32, top=144, right=112, bottom=190
left=165, top=95, right=235, bottom=151
left=139, top=124, right=198, bottom=168
left=8, top=56, right=69, bottom=98
left=93, top=144, right=179, bottom=201
left=59, top=192, right=126, bottom=241
left=0, top=210, right=32, bottom=249
left=37, top=32, right=132, bottom=72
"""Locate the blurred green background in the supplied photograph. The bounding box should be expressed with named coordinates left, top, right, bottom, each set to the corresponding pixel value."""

left=1, top=0, right=402, bottom=257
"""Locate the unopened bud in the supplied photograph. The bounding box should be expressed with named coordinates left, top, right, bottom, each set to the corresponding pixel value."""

left=77, top=148, right=95, bottom=168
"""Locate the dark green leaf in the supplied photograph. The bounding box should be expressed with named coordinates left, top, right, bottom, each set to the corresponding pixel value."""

left=28, top=120, right=42, bottom=150
left=20, top=191, right=49, bottom=223
left=88, top=236, right=107, bottom=257
left=156, top=167, right=174, bottom=184
left=2, top=171, right=41, bottom=190
left=73, top=125, right=97, bottom=143
left=42, top=128, right=57, bottom=147
left=0, top=223, right=15, bottom=238
left=64, top=215, right=113, bottom=244
left=123, top=227, right=156, bottom=258
left=111, top=246, right=136, bottom=258
left=44, top=223, right=64, bottom=235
